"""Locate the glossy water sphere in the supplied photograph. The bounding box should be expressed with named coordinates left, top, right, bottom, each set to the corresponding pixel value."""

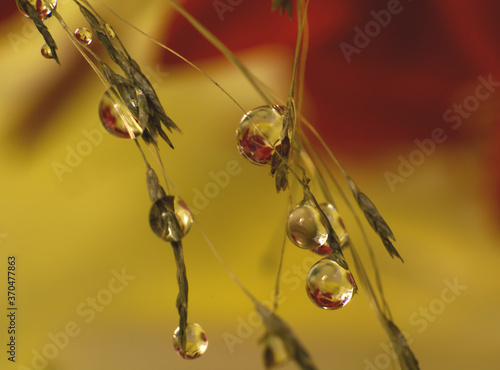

left=40, top=44, right=53, bottom=59
left=98, top=88, right=144, bottom=139
left=286, top=202, right=329, bottom=249
left=236, top=105, right=285, bottom=166
left=17, top=0, right=57, bottom=20
left=173, top=323, right=208, bottom=359
left=306, top=258, right=354, bottom=310
left=149, top=197, right=193, bottom=242
left=104, top=23, right=116, bottom=39
left=75, top=28, right=93, bottom=45
left=311, top=203, right=349, bottom=255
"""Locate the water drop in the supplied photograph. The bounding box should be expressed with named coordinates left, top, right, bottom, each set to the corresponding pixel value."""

left=104, top=24, right=116, bottom=39
left=173, top=323, right=208, bottom=359
left=286, top=202, right=328, bottom=249
left=149, top=196, right=193, bottom=242
left=75, top=27, right=93, bottom=45
left=311, top=203, right=349, bottom=255
left=236, top=105, right=286, bottom=166
left=306, top=257, right=354, bottom=310
left=41, top=44, right=53, bottom=59
left=16, top=0, right=57, bottom=21
left=98, top=88, right=144, bottom=139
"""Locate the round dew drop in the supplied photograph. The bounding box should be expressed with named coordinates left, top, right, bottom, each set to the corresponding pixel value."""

left=311, top=203, right=349, bottom=255
left=98, top=88, right=144, bottom=139
left=149, top=197, right=193, bottom=242
left=104, top=24, right=116, bottom=39
left=236, top=105, right=286, bottom=166
left=75, top=28, right=93, bottom=45
left=173, top=323, right=208, bottom=360
left=286, top=202, right=329, bottom=250
left=320, top=203, right=348, bottom=246
left=306, top=258, right=354, bottom=310
left=41, top=44, right=53, bottom=59
left=16, top=0, right=57, bottom=21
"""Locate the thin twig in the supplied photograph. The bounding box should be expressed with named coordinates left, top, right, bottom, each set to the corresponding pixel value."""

left=171, top=240, right=189, bottom=350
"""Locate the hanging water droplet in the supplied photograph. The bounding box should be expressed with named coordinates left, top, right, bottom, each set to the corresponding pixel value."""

left=41, top=44, right=53, bottom=59
left=306, top=257, right=354, bottom=310
left=16, top=0, right=57, bottom=21
left=311, top=203, right=349, bottom=255
left=149, top=196, right=193, bottom=242
left=236, top=105, right=286, bottom=166
left=104, top=23, right=116, bottom=39
left=98, top=88, right=144, bottom=139
left=173, top=323, right=208, bottom=359
left=263, top=335, right=290, bottom=369
left=74, top=27, right=93, bottom=45
left=286, top=202, right=328, bottom=249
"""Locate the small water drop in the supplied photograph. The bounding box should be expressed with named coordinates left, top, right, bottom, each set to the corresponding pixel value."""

left=75, top=27, right=93, bottom=45
left=98, top=88, right=144, bottom=139
left=236, top=105, right=286, bottom=166
left=149, top=196, right=193, bottom=242
left=16, top=0, right=57, bottom=21
left=286, top=202, right=328, bottom=249
left=311, top=203, right=349, bottom=255
left=104, top=24, right=116, bottom=39
left=173, top=323, right=208, bottom=359
left=306, top=257, right=354, bottom=310
left=41, top=44, right=53, bottom=59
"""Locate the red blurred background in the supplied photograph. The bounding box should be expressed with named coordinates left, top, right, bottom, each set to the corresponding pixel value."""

left=5, top=0, right=500, bottom=214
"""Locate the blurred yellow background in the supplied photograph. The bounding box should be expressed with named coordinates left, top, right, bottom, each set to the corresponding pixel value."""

left=1, top=1, right=500, bottom=370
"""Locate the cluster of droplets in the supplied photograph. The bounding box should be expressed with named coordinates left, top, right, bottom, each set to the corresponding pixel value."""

left=42, top=27, right=94, bottom=59
left=236, top=105, right=288, bottom=166
left=286, top=199, right=354, bottom=310
left=15, top=0, right=58, bottom=60
left=61, top=10, right=206, bottom=355
left=41, top=27, right=93, bottom=59
left=59, top=23, right=146, bottom=140
left=148, top=196, right=208, bottom=359
left=41, top=27, right=94, bottom=59
left=16, top=0, right=57, bottom=21
left=235, top=105, right=354, bottom=310
left=39, top=20, right=115, bottom=60
left=20, top=0, right=207, bottom=359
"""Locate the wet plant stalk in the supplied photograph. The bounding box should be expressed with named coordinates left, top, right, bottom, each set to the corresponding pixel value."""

left=171, top=240, right=188, bottom=350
